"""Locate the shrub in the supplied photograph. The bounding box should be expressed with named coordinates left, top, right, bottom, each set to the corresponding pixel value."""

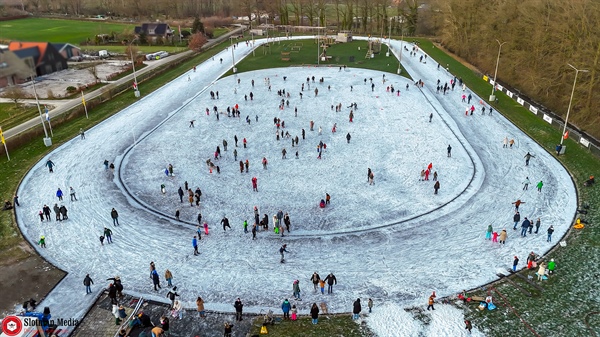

left=66, top=86, right=77, bottom=93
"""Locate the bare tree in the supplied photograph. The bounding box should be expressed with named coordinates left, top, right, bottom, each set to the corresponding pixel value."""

left=2, top=86, right=27, bottom=109
left=188, top=32, right=208, bottom=52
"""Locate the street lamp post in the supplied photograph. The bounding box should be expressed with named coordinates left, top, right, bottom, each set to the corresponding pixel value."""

left=31, top=74, right=51, bottom=146
left=560, top=63, right=588, bottom=149
left=397, top=24, right=404, bottom=75
left=317, top=10, right=321, bottom=66
left=231, top=36, right=236, bottom=73
left=489, top=39, right=506, bottom=102
left=129, top=37, right=140, bottom=97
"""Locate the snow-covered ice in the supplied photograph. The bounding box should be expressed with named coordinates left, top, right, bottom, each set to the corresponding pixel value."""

left=11, top=36, right=577, bottom=336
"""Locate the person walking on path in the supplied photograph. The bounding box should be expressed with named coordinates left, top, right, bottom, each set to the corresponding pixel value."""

left=192, top=236, right=199, bottom=255
left=536, top=180, right=543, bottom=192
left=83, top=274, right=94, bottom=294
left=324, top=273, right=337, bottom=294
left=111, top=208, right=119, bottom=226
left=447, top=145, right=452, bottom=157
left=310, top=303, right=319, bottom=324
left=234, top=298, right=243, bottom=321
left=352, top=299, right=362, bottom=320
left=547, top=225, right=554, bottom=242
left=524, top=152, right=535, bottom=166
left=512, top=256, right=519, bottom=272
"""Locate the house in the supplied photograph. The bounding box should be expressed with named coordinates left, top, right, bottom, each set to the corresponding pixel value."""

left=8, top=41, right=67, bottom=76
left=52, top=43, right=82, bottom=60
left=134, top=23, right=174, bottom=42
left=0, top=49, right=32, bottom=88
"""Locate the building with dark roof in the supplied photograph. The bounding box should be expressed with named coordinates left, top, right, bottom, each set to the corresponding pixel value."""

left=8, top=41, right=67, bottom=76
left=134, top=23, right=174, bottom=42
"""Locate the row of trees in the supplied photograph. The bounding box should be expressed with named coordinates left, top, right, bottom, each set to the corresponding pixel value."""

left=11, top=0, right=426, bottom=36
left=429, top=0, right=600, bottom=139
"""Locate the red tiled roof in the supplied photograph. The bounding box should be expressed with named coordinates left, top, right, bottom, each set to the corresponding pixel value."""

left=8, top=41, right=49, bottom=65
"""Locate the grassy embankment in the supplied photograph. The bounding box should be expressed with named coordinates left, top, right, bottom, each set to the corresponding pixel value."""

left=413, top=37, right=600, bottom=336
left=223, top=39, right=409, bottom=78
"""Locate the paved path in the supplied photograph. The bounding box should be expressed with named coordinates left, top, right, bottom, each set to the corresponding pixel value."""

left=3, top=27, right=243, bottom=141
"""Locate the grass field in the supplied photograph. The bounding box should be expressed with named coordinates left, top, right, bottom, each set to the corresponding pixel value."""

left=0, top=104, right=40, bottom=131
left=224, top=39, right=409, bottom=78
left=249, top=315, right=374, bottom=337
left=0, top=18, right=134, bottom=44
left=413, top=38, right=600, bottom=337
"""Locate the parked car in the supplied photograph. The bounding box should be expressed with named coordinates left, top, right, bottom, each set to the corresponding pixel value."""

left=98, top=50, right=109, bottom=58
left=68, top=55, right=83, bottom=62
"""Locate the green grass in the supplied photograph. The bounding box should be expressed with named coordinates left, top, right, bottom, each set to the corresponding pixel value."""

left=249, top=315, right=374, bottom=337
left=224, top=39, right=410, bottom=78
left=0, top=104, right=41, bottom=131
left=0, top=18, right=134, bottom=44
left=212, top=27, right=230, bottom=39
left=412, top=37, right=600, bottom=337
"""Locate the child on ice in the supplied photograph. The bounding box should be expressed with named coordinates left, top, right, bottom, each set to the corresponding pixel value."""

left=492, top=231, right=499, bottom=243
left=319, top=279, right=325, bottom=294
left=485, top=225, right=493, bottom=240
left=291, top=305, right=297, bottom=320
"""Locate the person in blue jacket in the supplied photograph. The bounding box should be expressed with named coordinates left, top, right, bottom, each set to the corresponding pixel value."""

left=520, top=217, right=531, bottom=237
left=192, top=236, right=198, bottom=255
left=56, top=188, right=63, bottom=201
left=281, top=299, right=291, bottom=319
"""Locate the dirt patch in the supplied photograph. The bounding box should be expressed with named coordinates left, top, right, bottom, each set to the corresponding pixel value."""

left=0, top=60, right=133, bottom=99
left=0, top=253, right=66, bottom=315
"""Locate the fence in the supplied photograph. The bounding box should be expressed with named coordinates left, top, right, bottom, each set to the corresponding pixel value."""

left=484, top=75, right=600, bottom=158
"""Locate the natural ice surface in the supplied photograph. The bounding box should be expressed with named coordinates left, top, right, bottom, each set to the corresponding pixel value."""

left=12, top=36, right=577, bottom=336
left=121, top=67, right=474, bottom=234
